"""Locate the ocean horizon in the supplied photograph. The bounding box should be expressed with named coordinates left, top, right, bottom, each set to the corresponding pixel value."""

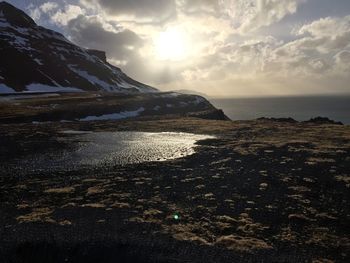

left=210, top=95, right=350, bottom=124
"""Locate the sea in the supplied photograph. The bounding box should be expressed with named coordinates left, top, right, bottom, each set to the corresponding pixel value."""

left=210, top=96, right=350, bottom=124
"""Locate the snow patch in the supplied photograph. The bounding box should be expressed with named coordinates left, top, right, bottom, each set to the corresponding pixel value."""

left=0, top=30, right=34, bottom=51
left=0, top=20, right=10, bottom=27
left=0, top=94, right=60, bottom=101
left=116, top=81, right=134, bottom=90
left=158, top=92, right=181, bottom=98
left=0, top=83, right=15, bottom=93
left=13, top=26, right=29, bottom=35
left=26, top=83, right=83, bottom=93
left=37, top=70, right=61, bottom=86
left=192, top=96, right=206, bottom=104
left=34, top=58, right=44, bottom=65
left=79, top=107, right=145, bottom=121
left=68, top=64, right=113, bottom=91
left=118, top=79, right=156, bottom=93
left=12, top=35, right=27, bottom=45
left=180, top=102, right=188, bottom=107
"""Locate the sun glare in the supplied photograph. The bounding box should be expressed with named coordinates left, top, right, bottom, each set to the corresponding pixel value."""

left=154, top=27, right=189, bottom=61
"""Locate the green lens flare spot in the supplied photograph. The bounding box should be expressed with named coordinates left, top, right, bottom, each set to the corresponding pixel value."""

left=173, top=214, right=180, bottom=220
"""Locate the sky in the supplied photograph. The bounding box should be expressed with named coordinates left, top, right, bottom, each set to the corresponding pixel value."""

left=6, top=0, right=350, bottom=97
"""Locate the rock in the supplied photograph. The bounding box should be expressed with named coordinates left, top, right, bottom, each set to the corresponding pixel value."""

left=187, top=109, right=230, bottom=120
left=304, top=117, right=343, bottom=125
left=0, top=2, right=36, bottom=27
left=257, top=117, right=297, bottom=123
left=87, top=49, right=107, bottom=63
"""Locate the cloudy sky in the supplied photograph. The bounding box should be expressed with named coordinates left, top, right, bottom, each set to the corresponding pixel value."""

left=7, top=0, right=350, bottom=97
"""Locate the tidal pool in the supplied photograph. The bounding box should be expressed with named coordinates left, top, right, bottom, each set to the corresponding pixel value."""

left=9, top=131, right=215, bottom=173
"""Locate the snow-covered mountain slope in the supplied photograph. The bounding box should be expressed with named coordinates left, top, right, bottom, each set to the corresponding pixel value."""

left=0, top=1, right=157, bottom=94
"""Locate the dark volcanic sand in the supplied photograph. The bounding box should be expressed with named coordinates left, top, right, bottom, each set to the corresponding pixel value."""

left=0, top=118, right=349, bottom=263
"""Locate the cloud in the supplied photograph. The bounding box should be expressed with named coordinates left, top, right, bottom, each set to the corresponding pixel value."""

left=40, top=2, right=58, bottom=13
left=169, top=14, right=350, bottom=96
left=295, top=15, right=350, bottom=53
left=65, top=14, right=178, bottom=85
left=334, top=50, right=350, bottom=73
left=225, top=15, right=350, bottom=77
left=297, top=16, right=350, bottom=37
left=51, top=5, right=86, bottom=26
left=220, top=0, right=304, bottom=33
left=22, top=0, right=350, bottom=96
left=178, top=0, right=220, bottom=14
left=28, top=2, right=59, bottom=20
left=81, top=0, right=177, bottom=23
left=79, top=0, right=305, bottom=31
left=67, top=15, right=142, bottom=61
left=267, top=15, right=350, bottom=77
left=28, top=2, right=86, bottom=26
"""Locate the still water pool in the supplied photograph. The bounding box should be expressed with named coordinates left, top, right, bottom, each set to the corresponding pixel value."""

left=11, top=131, right=214, bottom=173
left=62, top=131, right=214, bottom=166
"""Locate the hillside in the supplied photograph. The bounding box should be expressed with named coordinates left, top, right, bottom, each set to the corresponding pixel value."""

left=0, top=1, right=156, bottom=94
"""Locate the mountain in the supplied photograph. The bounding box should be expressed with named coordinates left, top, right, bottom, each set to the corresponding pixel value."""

left=0, top=2, right=229, bottom=122
left=172, top=89, right=209, bottom=98
left=0, top=1, right=157, bottom=94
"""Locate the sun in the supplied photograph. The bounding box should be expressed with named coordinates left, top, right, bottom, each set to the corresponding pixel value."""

left=154, top=27, right=189, bottom=61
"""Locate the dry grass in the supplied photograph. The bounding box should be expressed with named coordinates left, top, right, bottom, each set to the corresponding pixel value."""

left=44, top=187, right=75, bottom=194
left=81, top=203, right=106, bottom=208
left=110, top=202, right=131, bottom=209
left=215, top=235, right=272, bottom=252
left=16, top=208, right=54, bottom=223
left=87, top=186, right=105, bottom=195
left=1, top=117, right=349, bottom=261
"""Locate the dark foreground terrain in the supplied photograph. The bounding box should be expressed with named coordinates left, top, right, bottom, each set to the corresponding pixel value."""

left=0, top=118, right=349, bottom=263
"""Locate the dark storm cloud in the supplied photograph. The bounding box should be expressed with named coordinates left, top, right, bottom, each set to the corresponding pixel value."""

left=67, top=15, right=142, bottom=61
left=66, top=14, right=179, bottom=86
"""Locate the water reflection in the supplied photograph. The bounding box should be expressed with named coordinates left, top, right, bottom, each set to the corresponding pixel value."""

left=68, top=131, right=214, bottom=167
left=11, top=131, right=215, bottom=173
